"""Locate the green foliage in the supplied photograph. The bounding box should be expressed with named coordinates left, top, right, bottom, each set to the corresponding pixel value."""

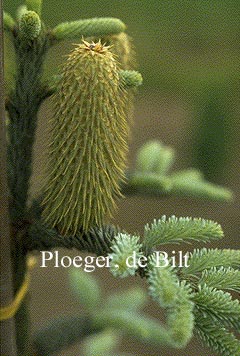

left=193, top=286, right=240, bottom=331
left=182, top=248, right=240, bottom=275
left=143, top=215, right=223, bottom=253
left=105, top=287, right=147, bottom=311
left=69, top=269, right=101, bottom=310
left=195, top=314, right=240, bottom=356
left=109, top=233, right=142, bottom=278
left=107, top=220, right=239, bottom=355
left=125, top=140, right=233, bottom=201
left=136, top=140, right=175, bottom=176
left=199, top=267, right=240, bottom=292
left=70, top=273, right=147, bottom=316
left=166, top=282, right=194, bottom=348
left=170, top=175, right=233, bottom=201
left=52, top=18, right=126, bottom=41
left=95, top=309, right=172, bottom=347
left=35, top=257, right=240, bottom=355
left=70, top=267, right=194, bottom=349
left=147, top=254, right=194, bottom=347
left=125, top=172, right=172, bottom=195
left=148, top=254, right=179, bottom=308
left=82, top=329, right=120, bottom=356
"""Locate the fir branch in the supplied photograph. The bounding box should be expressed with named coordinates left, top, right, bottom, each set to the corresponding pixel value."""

left=124, top=141, right=232, bottom=201
left=136, top=141, right=175, bottom=176
left=93, top=310, right=173, bottom=347
left=195, top=313, right=240, bottom=356
left=170, top=176, right=233, bottom=201
left=123, top=171, right=232, bottom=201
left=147, top=255, right=194, bottom=347
left=109, top=233, right=143, bottom=278
left=199, top=267, right=240, bottom=292
left=169, top=169, right=204, bottom=182
left=166, top=282, right=194, bottom=348
left=82, top=329, right=120, bottom=356
left=123, top=172, right=172, bottom=196
left=147, top=254, right=179, bottom=308
left=69, top=269, right=101, bottom=310
left=143, top=216, right=223, bottom=253
left=105, top=287, right=147, bottom=311
left=26, top=220, right=118, bottom=255
left=193, top=285, right=240, bottom=331
left=182, top=248, right=240, bottom=276
left=52, top=18, right=126, bottom=41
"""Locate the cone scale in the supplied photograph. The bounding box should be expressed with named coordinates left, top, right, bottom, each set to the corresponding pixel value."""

left=42, top=40, right=128, bottom=235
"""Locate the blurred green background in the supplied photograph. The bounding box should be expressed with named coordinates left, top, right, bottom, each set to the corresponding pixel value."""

left=4, top=0, right=240, bottom=355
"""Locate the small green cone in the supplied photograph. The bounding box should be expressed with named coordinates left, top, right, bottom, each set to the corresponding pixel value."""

left=19, top=11, right=41, bottom=40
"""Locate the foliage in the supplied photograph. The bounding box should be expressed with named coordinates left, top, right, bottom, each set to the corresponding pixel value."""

left=109, top=233, right=143, bottom=278
left=143, top=215, right=223, bottom=253
left=3, top=1, right=239, bottom=355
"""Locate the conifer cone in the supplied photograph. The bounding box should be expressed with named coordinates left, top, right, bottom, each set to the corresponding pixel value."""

left=42, top=40, right=128, bottom=235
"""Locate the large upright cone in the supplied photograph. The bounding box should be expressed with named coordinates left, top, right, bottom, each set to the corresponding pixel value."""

left=42, top=40, right=128, bottom=235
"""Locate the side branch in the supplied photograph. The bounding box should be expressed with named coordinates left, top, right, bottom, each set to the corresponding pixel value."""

left=51, top=17, right=126, bottom=41
left=25, top=221, right=118, bottom=255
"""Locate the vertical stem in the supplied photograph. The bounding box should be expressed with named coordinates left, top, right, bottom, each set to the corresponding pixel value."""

left=0, top=1, right=17, bottom=354
left=7, top=36, right=48, bottom=222
left=12, top=241, right=29, bottom=355
left=5, top=27, right=49, bottom=354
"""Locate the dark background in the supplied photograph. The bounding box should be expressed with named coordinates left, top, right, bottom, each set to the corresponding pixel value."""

left=4, top=0, right=240, bottom=354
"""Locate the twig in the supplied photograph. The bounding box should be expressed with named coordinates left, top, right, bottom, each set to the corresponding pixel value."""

left=26, top=221, right=118, bottom=255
